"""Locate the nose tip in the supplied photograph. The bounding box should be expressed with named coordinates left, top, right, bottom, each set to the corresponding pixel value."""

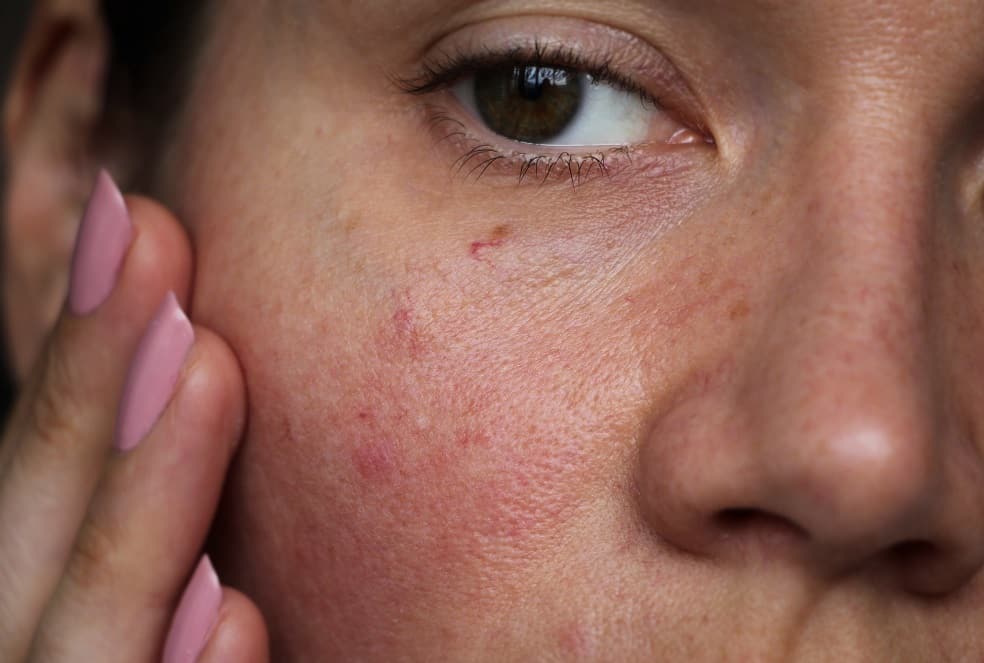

left=803, top=422, right=984, bottom=595
left=637, top=385, right=984, bottom=595
left=787, top=423, right=932, bottom=549
left=634, top=251, right=984, bottom=593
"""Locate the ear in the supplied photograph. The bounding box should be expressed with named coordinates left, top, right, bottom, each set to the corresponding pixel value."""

left=2, top=0, right=106, bottom=382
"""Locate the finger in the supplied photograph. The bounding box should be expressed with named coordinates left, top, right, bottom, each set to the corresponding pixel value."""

left=0, top=174, right=192, bottom=660
left=30, top=313, right=246, bottom=662
left=182, top=585, right=270, bottom=663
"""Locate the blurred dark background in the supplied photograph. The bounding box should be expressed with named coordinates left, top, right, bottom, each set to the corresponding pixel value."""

left=1, top=0, right=31, bottom=90
left=1, top=0, right=34, bottom=419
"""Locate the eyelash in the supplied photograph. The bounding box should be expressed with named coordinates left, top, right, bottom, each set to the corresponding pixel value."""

left=395, top=42, right=661, bottom=187
left=398, top=41, right=661, bottom=108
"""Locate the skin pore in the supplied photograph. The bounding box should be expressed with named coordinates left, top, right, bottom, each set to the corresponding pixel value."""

left=9, top=0, right=984, bottom=660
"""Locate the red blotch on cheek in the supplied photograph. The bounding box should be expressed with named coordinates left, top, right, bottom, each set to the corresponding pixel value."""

left=558, top=621, right=596, bottom=658
left=351, top=437, right=399, bottom=482
left=375, top=288, right=428, bottom=360
left=454, top=428, right=493, bottom=449
left=393, top=305, right=413, bottom=334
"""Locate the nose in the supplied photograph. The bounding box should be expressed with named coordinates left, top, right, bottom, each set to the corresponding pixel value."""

left=636, top=132, right=984, bottom=595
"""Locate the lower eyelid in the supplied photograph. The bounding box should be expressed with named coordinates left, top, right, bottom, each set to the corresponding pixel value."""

left=416, top=96, right=711, bottom=189
left=417, top=100, right=644, bottom=188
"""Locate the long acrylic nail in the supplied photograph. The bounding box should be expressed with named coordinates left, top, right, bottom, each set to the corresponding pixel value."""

left=162, top=555, right=223, bottom=663
left=114, top=292, right=194, bottom=451
left=68, top=170, right=133, bottom=316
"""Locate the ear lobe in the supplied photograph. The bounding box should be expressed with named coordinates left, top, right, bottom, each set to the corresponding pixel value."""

left=2, top=0, right=107, bottom=382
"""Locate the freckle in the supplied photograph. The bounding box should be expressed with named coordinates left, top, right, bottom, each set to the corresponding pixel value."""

left=729, top=300, right=751, bottom=321
left=491, top=224, right=511, bottom=239
left=352, top=438, right=397, bottom=482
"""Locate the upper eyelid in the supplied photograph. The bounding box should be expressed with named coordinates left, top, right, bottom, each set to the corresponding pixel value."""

left=394, top=22, right=712, bottom=139
left=397, top=42, right=654, bottom=103
left=390, top=18, right=718, bottom=187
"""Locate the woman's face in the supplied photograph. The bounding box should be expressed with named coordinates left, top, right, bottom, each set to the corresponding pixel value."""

left=29, top=0, right=984, bottom=659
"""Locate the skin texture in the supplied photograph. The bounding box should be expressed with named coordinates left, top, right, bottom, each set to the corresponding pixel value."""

left=7, top=0, right=984, bottom=660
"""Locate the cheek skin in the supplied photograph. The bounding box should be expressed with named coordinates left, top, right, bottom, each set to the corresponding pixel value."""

left=173, top=99, right=740, bottom=658
left=198, top=196, right=760, bottom=660
left=221, top=264, right=620, bottom=656
left=158, top=11, right=783, bottom=656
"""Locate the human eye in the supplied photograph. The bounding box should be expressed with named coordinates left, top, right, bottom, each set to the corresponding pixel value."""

left=396, top=19, right=714, bottom=186
left=451, top=53, right=659, bottom=148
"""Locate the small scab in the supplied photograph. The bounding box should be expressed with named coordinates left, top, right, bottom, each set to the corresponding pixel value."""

left=469, top=224, right=513, bottom=260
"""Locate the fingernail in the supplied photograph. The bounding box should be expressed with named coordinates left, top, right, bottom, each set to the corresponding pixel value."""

left=162, top=555, right=223, bottom=663
left=115, top=292, right=194, bottom=451
left=68, top=170, right=133, bottom=316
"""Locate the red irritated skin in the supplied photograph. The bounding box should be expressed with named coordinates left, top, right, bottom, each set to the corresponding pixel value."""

left=148, top=0, right=984, bottom=661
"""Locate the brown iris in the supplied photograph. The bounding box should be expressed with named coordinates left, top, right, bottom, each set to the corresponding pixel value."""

left=474, top=65, right=583, bottom=143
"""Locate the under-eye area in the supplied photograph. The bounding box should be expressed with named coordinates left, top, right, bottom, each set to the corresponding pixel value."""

left=421, top=106, right=637, bottom=187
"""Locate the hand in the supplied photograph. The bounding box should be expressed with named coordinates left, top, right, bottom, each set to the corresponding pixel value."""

left=0, top=172, right=269, bottom=662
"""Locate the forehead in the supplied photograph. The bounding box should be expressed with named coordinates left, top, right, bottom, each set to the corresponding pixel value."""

left=279, top=0, right=983, bottom=117
left=338, top=0, right=984, bottom=32
left=316, top=0, right=984, bottom=71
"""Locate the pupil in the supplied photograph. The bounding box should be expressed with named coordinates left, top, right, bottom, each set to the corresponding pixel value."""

left=474, top=65, right=582, bottom=143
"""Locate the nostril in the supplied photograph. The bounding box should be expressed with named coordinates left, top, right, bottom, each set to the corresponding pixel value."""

left=878, top=539, right=965, bottom=596
left=887, top=539, right=938, bottom=563
left=715, top=508, right=805, bottom=532
left=887, top=539, right=944, bottom=590
left=713, top=508, right=809, bottom=550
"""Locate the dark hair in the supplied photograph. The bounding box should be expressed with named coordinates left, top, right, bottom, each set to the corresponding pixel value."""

left=98, top=1, right=209, bottom=187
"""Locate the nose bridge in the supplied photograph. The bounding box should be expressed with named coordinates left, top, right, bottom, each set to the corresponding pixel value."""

left=749, top=126, right=941, bottom=544
left=781, top=130, right=933, bottom=393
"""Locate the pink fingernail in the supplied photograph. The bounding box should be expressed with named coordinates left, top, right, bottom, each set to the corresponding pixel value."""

left=114, top=292, right=194, bottom=452
left=68, top=170, right=133, bottom=316
left=162, top=555, right=222, bottom=663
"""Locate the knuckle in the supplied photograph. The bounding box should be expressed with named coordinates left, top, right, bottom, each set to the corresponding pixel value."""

left=0, top=564, right=22, bottom=656
left=65, top=517, right=119, bottom=595
left=27, top=340, right=90, bottom=454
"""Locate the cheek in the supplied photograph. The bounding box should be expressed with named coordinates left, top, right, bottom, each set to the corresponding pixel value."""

left=255, top=275, right=607, bottom=561
left=198, top=230, right=642, bottom=645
